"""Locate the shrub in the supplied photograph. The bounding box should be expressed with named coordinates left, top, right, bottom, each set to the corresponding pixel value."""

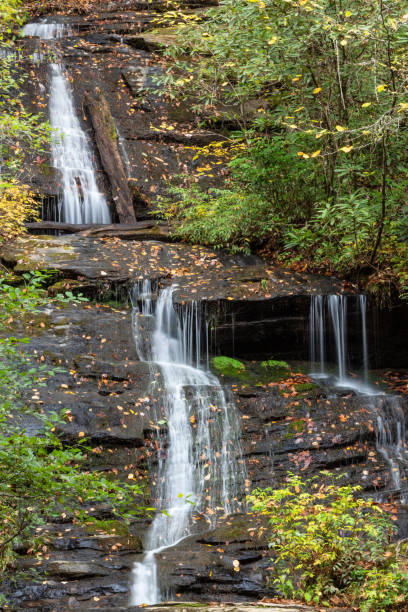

left=0, top=181, right=39, bottom=242
left=0, top=273, right=144, bottom=575
left=249, top=473, right=408, bottom=610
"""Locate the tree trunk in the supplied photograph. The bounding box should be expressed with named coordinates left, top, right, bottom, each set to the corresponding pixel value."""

left=85, top=89, right=137, bottom=224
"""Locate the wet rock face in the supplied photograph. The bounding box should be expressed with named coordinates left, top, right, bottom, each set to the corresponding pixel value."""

left=5, top=1, right=407, bottom=608
left=4, top=298, right=407, bottom=609
left=20, top=0, right=227, bottom=219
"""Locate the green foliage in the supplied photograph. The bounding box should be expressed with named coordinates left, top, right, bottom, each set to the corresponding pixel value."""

left=260, top=359, right=289, bottom=370
left=156, top=183, right=272, bottom=253
left=0, top=1, right=50, bottom=241
left=249, top=473, right=408, bottom=610
left=211, top=355, right=245, bottom=376
left=155, top=0, right=408, bottom=296
left=0, top=273, right=143, bottom=574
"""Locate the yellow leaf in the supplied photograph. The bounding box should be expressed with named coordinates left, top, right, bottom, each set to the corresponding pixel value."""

left=268, top=36, right=278, bottom=45
left=315, top=131, right=326, bottom=139
left=361, top=102, right=371, bottom=108
left=340, top=39, right=347, bottom=46
left=311, top=150, right=321, bottom=157
left=377, top=84, right=387, bottom=92
left=313, top=87, right=322, bottom=94
left=345, top=10, right=352, bottom=17
left=335, top=125, right=346, bottom=132
left=340, top=145, right=354, bottom=153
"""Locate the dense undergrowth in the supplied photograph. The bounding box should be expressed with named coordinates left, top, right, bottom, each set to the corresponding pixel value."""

left=154, top=0, right=408, bottom=299
left=0, top=271, right=144, bottom=586
left=0, top=0, right=48, bottom=242
left=250, top=474, right=408, bottom=611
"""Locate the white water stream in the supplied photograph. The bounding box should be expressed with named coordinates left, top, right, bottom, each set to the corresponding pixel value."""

left=130, top=281, right=245, bottom=605
left=309, top=294, right=408, bottom=495
left=22, top=21, right=111, bottom=224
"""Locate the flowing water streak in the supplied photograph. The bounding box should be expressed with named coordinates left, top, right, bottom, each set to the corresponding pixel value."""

left=309, top=294, right=325, bottom=374
left=130, top=281, right=245, bottom=605
left=22, top=21, right=69, bottom=39
left=23, top=22, right=111, bottom=224
left=49, top=64, right=111, bottom=224
left=360, top=294, right=369, bottom=382
left=328, top=295, right=347, bottom=382
left=309, top=294, right=408, bottom=496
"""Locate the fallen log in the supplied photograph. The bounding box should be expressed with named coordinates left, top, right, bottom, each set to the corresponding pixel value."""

left=26, top=221, right=172, bottom=241
left=84, top=88, right=137, bottom=224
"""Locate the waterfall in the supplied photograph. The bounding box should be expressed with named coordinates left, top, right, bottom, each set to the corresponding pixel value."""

left=374, top=395, right=407, bottom=493
left=329, top=295, right=347, bottom=382
left=309, top=294, right=325, bottom=374
left=309, top=294, right=408, bottom=497
left=49, top=64, right=111, bottom=224
left=130, top=281, right=245, bottom=605
left=23, top=23, right=111, bottom=225
left=22, top=21, right=70, bottom=39
left=360, top=294, right=369, bottom=381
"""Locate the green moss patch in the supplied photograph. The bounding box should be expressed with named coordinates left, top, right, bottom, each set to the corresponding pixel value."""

left=212, top=356, right=245, bottom=377
left=261, top=359, right=290, bottom=370
left=211, top=355, right=293, bottom=385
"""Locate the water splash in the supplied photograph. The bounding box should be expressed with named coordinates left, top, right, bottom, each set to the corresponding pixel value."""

left=130, top=281, right=245, bottom=605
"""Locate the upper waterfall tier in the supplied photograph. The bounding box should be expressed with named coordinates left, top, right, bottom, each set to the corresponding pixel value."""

left=22, top=22, right=111, bottom=225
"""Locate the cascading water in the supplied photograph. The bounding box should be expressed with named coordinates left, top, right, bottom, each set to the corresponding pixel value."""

left=309, top=294, right=325, bottom=375
left=22, top=21, right=70, bottom=39
left=49, top=64, right=111, bottom=224
left=130, top=281, right=245, bottom=605
left=23, top=23, right=111, bottom=224
left=309, top=294, right=408, bottom=496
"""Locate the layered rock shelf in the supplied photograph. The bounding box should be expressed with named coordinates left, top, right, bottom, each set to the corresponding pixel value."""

left=2, top=0, right=407, bottom=609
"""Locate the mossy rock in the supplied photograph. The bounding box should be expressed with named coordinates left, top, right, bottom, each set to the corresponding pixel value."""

left=293, top=382, right=318, bottom=394
left=211, top=356, right=293, bottom=385
left=212, top=356, right=245, bottom=377
left=85, top=519, right=130, bottom=537
left=261, top=359, right=290, bottom=370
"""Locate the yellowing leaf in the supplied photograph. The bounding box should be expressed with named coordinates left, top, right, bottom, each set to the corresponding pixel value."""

left=340, top=39, right=347, bottom=46
left=345, top=10, right=352, bottom=17
left=335, top=125, right=346, bottom=132
left=313, top=87, right=322, bottom=94
left=311, top=150, right=321, bottom=157
left=361, top=102, right=371, bottom=108
left=377, top=84, right=387, bottom=92
left=340, top=145, right=354, bottom=153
